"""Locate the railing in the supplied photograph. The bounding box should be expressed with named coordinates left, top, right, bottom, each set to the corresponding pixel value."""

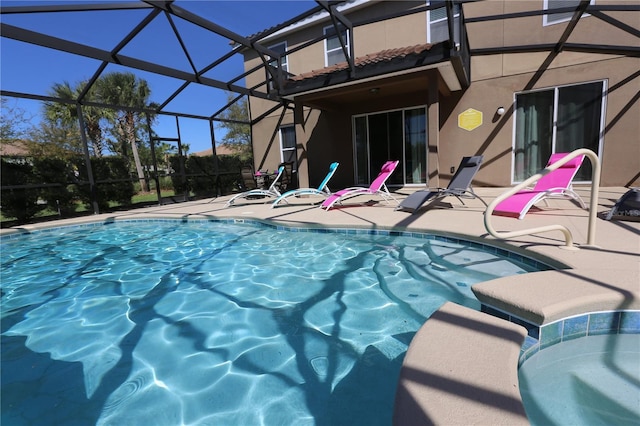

left=484, top=149, right=601, bottom=250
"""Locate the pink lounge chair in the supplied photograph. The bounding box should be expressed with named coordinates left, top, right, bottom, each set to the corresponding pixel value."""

left=321, top=160, right=399, bottom=210
left=493, top=153, right=586, bottom=219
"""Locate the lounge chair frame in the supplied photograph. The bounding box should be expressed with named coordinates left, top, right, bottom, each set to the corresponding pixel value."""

left=396, top=155, right=487, bottom=214
left=322, top=160, right=399, bottom=210
left=225, top=165, right=285, bottom=206
left=272, top=162, right=339, bottom=207
left=492, top=153, right=586, bottom=220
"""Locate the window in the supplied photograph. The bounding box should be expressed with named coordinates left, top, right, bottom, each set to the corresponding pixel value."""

left=428, top=1, right=460, bottom=44
left=513, top=81, right=605, bottom=183
left=267, top=42, right=288, bottom=91
left=353, top=107, right=427, bottom=186
left=324, top=24, right=349, bottom=67
left=544, top=0, right=593, bottom=26
left=279, top=125, right=297, bottom=172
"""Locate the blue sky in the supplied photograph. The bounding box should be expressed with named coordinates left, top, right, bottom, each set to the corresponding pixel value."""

left=1, top=0, right=317, bottom=153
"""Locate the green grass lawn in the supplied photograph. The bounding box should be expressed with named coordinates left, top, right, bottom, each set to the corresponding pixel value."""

left=1, top=190, right=177, bottom=224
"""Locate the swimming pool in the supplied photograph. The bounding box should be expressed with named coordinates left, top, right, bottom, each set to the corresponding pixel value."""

left=1, top=219, right=547, bottom=425
left=519, top=333, right=640, bottom=425
left=518, top=308, right=640, bottom=426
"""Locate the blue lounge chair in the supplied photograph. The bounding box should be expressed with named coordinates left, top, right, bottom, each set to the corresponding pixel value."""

left=272, top=162, right=339, bottom=208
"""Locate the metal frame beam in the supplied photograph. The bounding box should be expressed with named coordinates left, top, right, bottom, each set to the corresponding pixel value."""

left=318, top=1, right=356, bottom=78
left=1, top=0, right=638, bottom=127
left=1, top=23, right=266, bottom=101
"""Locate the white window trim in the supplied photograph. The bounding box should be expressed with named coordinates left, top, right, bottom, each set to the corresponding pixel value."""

left=268, top=41, right=288, bottom=72
left=323, top=24, right=350, bottom=67
left=543, top=0, right=594, bottom=26
left=267, top=41, right=288, bottom=91
left=510, top=79, right=607, bottom=184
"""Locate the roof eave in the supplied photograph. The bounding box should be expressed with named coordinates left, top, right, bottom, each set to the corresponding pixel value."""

left=280, top=42, right=464, bottom=98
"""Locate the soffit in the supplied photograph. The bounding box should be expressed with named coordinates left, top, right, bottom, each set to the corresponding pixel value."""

left=288, top=68, right=449, bottom=111
left=281, top=42, right=462, bottom=107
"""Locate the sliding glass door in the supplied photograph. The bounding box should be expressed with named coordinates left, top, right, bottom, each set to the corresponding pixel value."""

left=514, top=81, right=605, bottom=182
left=353, top=107, right=427, bottom=186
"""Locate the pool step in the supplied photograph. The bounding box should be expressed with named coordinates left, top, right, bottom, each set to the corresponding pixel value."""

left=393, top=302, right=529, bottom=425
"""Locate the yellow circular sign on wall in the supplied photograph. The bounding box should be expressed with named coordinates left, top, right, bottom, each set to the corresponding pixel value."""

left=458, top=108, right=483, bottom=131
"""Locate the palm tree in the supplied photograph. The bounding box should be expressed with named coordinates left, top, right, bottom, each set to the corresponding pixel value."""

left=97, top=72, right=152, bottom=192
left=44, top=81, right=106, bottom=157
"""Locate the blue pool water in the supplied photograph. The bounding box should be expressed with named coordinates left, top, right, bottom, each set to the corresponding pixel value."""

left=1, top=220, right=544, bottom=425
left=519, top=333, right=640, bottom=425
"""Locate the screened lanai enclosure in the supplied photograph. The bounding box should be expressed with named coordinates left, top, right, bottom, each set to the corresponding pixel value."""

left=1, top=0, right=638, bottom=223
left=1, top=0, right=322, bottom=222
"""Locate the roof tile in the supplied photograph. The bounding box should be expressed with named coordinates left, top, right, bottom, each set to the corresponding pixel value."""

left=289, top=43, right=433, bottom=82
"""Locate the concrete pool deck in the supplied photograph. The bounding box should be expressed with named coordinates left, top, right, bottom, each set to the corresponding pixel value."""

left=2, top=186, right=639, bottom=424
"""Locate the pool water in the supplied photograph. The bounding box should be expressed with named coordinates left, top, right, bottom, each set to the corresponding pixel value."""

left=519, top=334, right=640, bottom=425
left=1, top=220, right=542, bottom=425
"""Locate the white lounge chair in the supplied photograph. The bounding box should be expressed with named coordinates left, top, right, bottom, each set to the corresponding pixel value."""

left=225, top=165, right=285, bottom=206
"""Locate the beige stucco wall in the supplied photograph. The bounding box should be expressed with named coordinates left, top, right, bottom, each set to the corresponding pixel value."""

left=248, top=100, right=293, bottom=172
left=244, top=1, right=428, bottom=93
left=351, top=2, right=427, bottom=56
left=247, top=1, right=431, bottom=183
left=465, top=0, right=639, bottom=50
left=443, top=54, right=639, bottom=187
left=245, top=0, right=639, bottom=189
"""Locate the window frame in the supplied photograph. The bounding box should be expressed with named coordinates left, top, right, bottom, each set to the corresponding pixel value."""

left=543, top=0, right=594, bottom=26
left=352, top=105, right=428, bottom=186
left=323, top=24, right=350, bottom=67
left=510, top=79, right=607, bottom=184
left=279, top=125, right=297, bottom=172
left=427, top=1, right=461, bottom=44
left=267, top=41, right=288, bottom=91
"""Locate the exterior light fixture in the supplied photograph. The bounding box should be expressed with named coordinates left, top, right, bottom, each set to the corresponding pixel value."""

left=496, top=107, right=505, bottom=116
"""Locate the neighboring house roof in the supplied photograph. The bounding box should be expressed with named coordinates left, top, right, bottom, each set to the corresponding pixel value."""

left=0, top=141, right=29, bottom=157
left=193, top=145, right=241, bottom=157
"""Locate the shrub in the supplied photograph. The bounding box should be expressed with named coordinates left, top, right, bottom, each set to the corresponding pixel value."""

left=167, top=154, right=246, bottom=197
left=32, top=157, right=76, bottom=215
left=187, top=156, right=218, bottom=198
left=168, top=155, right=189, bottom=195
left=0, top=157, right=45, bottom=223
left=74, top=156, right=134, bottom=211
left=216, top=155, right=245, bottom=195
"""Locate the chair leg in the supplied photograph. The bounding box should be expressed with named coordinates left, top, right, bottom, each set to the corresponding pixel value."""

left=454, top=196, right=466, bottom=206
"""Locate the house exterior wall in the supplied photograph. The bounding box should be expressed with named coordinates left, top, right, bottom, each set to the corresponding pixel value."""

left=466, top=0, right=638, bottom=51
left=246, top=1, right=431, bottom=188
left=439, top=55, right=640, bottom=187
left=244, top=0, right=639, bottom=189
left=457, top=0, right=640, bottom=187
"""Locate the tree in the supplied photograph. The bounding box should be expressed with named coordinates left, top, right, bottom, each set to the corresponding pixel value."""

left=0, top=97, right=31, bottom=145
left=43, top=81, right=106, bottom=157
left=97, top=72, right=153, bottom=192
left=26, top=120, right=83, bottom=160
left=216, top=93, right=252, bottom=162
